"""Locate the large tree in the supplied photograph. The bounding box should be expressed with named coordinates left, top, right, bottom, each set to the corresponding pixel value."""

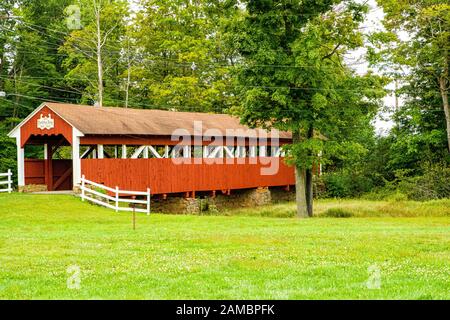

left=233, top=0, right=385, bottom=217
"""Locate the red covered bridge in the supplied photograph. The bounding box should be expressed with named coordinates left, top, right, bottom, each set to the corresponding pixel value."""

left=8, top=102, right=296, bottom=196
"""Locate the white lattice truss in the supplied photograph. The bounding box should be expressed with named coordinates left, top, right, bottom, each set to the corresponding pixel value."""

left=81, top=145, right=286, bottom=159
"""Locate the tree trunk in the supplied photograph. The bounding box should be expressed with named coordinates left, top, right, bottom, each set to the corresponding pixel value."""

left=293, top=131, right=308, bottom=218
left=0, top=50, right=4, bottom=90
left=95, top=4, right=103, bottom=108
left=125, top=65, right=130, bottom=108
left=305, top=125, right=314, bottom=217
left=295, top=166, right=308, bottom=218
left=125, top=40, right=131, bottom=108
left=439, top=76, right=450, bottom=153
left=306, top=168, right=314, bottom=217
left=97, top=47, right=103, bottom=107
left=12, top=67, right=23, bottom=119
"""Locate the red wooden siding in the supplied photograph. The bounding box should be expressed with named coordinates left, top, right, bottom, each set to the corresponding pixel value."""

left=81, top=158, right=295, bottom=194
left=51, top=160, right=73, bottom=191
left=21, top=106, right=73, bottom=147
left=25, top=159, right=73, bottom=190
left=25, top=160, right=46, bottom=185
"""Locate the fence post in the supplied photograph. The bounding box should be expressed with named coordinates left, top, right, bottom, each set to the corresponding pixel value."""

left=81, top=175, right=85, bottom=201
left=147, top=188, right=151, bottom=216
left=7, top=169, right=12, bottom=193
left=115, top=186, right=119, bottom=213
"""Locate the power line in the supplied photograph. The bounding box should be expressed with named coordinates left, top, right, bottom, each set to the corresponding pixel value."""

left=0, top=76, right=83, bottom=96
left=0, top=74, right=387, bottom=94
left=5, top=86, right=447, bottom=115
left=4, top=89, right=444, bottom=114
left=1, top=91, right=202, bottom=112
left=12, top=19, right=372, bottom=70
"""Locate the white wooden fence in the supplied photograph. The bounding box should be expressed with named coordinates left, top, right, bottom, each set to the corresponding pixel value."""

left=80, top=175, right=151, bottom=215
left=0, top=170, right=12, bottom=193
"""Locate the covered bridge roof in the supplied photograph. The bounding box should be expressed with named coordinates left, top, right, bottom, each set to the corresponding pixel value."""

left=10, top=102, right=292, bottom=139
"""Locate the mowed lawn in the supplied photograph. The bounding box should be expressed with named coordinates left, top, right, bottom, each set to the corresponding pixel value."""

left=0, top=194, right=449, bottom=300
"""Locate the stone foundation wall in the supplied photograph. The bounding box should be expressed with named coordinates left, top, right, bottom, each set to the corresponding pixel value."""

left=19, top=184, right=48, bottom=193
left=212, top=187, right=272, bottom=210
left=73, top=186, right=81, bottom=194
left=271, top=187, right=296, bottom=202
left=151, top=187, right=285, bottom=214
left=151, top=197, right=201, bottom=214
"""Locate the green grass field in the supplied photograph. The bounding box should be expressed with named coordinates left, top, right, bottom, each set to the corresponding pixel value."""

left=0, top=193, right=449, bottom=299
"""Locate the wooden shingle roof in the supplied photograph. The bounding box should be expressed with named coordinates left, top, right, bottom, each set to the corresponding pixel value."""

left=41, top=103, right=292, bottom=139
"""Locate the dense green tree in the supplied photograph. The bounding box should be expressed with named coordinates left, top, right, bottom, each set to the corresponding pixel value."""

left=132, top=0, right=240, bottom=112
left=233, top=0, right=386, bottom=216
left=0, top=0, right=75, bottom=173
left=364, top=0, right=450, bottom=177
left=7, top=0, right=76, bottom=118
left=373, top=1, right=450, bottom=153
